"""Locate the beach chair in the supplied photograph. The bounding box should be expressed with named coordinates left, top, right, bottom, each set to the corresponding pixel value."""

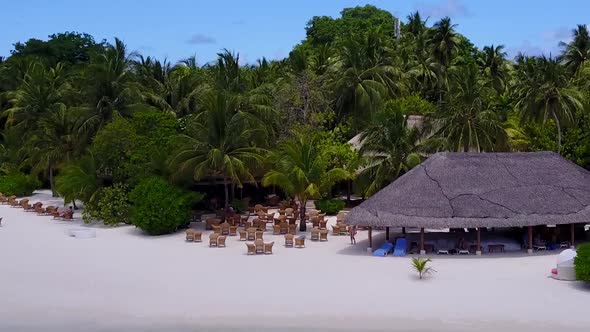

left=295, top=237, right=305, bottom=248
left=25, top=202, right=41, bottom=212
left=436, top=239, right=450, bottom=255
left=319, top=229, right=328, bottom=241
left=211, top=224, right=221, bottom=234
left=336, top=212, right=346, bottom=223
left=243, top=221, right=252, bottom=229
left=206, top=218, right=221, bottom=230
left=254, top=239, right=264, bottom=254
left=209, top=233, right=219, bottom=247
left=393, top=238, right=407, bottom=257
left=285, top=208, right=294, bottom=216
left=18, top=199, right=30, bottom=209
left=239, top=230, right=247, bottom=241
left=332, top=225, right=341, bottom=235
left=255, top=230, right=264, bottom=240
left=319, top=220, right=327, bottom=230
left=220, top=222, right=230, bottom=235
left=311, top=228, right=320, bottom=241
left=280, top=222, right=289, bottom=234
left=311, top=217, right=320, bottom=229
left=285, top=234, right=294, bottom=247
left=254, top=204, right=263, bottom=212
left=62, top=210, right=74, bottom=221
left=229, top=226, right=238, bottom=236
left=288, top=224, right=297, bottom=235
left=533, top=244, right=547, bottom=251
left=264, top=242, right=274, bottom=254
left=273, top=224, right=281, bottom=235
left=339, top=225, right=349, bottom=236
left=186, top=229, right=195, bottom=242
left=246, top=243, right=256, bottom=255
left=246, top=228, right=256, bottom=241
left=240, top=215, right=249, bottom=226
left=44, top=206, right=56, bottom=215
left=34, top=204, right=45, bottom=215
left=217, top=236, right=227, bottom=247
left=194, top=231, right=202, bottom=242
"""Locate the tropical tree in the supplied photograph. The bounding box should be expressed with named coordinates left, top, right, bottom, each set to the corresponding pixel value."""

left=356, top=103, right=422, bottom=196
left=560, top=24, right=590, bottom=75
left=55, top=153, right=102, bottom=205
left=429, top=17, right=460, bottom=100
left=262, top=132, right=350, bottom=231
left=477, top=44, right=511, bottom=93
left=432, top=63, right=506, bottom=152
left=170, top=90, right=265, bottom=215
left=515, top=56, right=584, bottom=152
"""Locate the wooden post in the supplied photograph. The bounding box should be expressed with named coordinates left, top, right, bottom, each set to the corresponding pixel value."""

left=368, top=226, right=373, bottom=252
left=420, top=228, right=425, bottom=255
left=476, top=228, right=481, bottom=255
left=571, top=223, right=575, bottom=248
left=402, top=227, right=406, bottom=235
left=385, top=227, right=390, bottom=241
left=527, top=226, right=533, bottom=254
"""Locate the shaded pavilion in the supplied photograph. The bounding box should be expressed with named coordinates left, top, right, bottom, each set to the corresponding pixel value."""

left=345, top=152, right=590, bottom=254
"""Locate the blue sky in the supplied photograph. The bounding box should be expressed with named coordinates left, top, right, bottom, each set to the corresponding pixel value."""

left=1, top=0, right=589, bottom=64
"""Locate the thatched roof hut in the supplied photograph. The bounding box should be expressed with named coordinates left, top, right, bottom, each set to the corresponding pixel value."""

left=346, top=152, right=590, bottom=229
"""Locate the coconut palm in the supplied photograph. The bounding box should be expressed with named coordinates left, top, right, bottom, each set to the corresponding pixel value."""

left=55, top=153, right=102, bottom=205
left=559, top=24, right=590, bottom=75
left=478, top=45, right=511, bottom=93
left=429, top=17, right=460, bottom=100
left=412, top=257, right=436, bottom=279
left=432, top=63, right=506, bottom=152
left=357, top=106, right=423, bottom=196
left=3, top=62, right=69, bottom=134
left=170, top=90, right=265, bottom=214
left=262, top=132, right=350, bottom=231
left=515, top=56, right=584, bottom=152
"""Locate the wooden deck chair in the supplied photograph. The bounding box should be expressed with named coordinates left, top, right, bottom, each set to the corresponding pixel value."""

left=194, top=231, right=203, bottom=242
left=206, top=218, right=221, bottom=230
left=246, top=243, right=256, bottom=255
left=295, top=237, right=305, bottom=248
left=332, top=225, right=341, bottom=235
left=255, top=230, right=264, bottom=240
left=319, top=220, right=327, bottom=229
left=240, top=215, right=249, bottom=226
left=273, top=224, right=281, bottom=235
left=26, top=202, right=41, bottom=212
left=209, top=233, right=219, bottom=247
left=311, top=228, right=320, bottom=241
left=264, top=242, right=274, bottom=254
left=246, top=228, right=256, bottom=240
left=211, top=224, right=221, bottom=234
left=336, top=212, right=346, bottom=224
left=220, top=222, right=230, bottom=235
left=285, top=208, right=294, bottom=216
left=217, top=236, right=227, bottom=247
left=62, top=210, right=74, bottom=220
left=239, top=230, right=247, bottom=241
left=288, top=217, right=297, bottom=225
left=319, top=229, right=328, bottom=241
left=44, top=206, right=56, bottom=215
left=34, top=204, right=46, bottom=215
left=254, top=239, right=264, bottom=254
left=279, top=222, right=289, bottom=234
left=229, top=226, right=238, bottom=236
left=285, top=234, right=294, bottom=247
left=243, top=221, right=252, bottom=229
left=288, top=224, right=297, bottom=235
left=311, top=217, right=320, bottom=229
left=185, top=229, right=195, bottom=242
left=254, top=204, right=263, bottom=212
left=8, top=197, right=18, bottom=207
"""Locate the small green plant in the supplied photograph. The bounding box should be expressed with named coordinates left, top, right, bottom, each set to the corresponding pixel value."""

left=574, top=243, right=590, bottom=281
left=412, top=257, right=436, bottom=279
left=314, top=199, right=346, bottom=215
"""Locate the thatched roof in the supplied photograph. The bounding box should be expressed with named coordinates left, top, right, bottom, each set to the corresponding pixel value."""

left=346, top=152, right=590, bottom=228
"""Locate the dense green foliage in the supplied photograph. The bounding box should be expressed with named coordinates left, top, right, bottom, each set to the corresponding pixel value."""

left=82, top=184, right=130, bottom=226
left=314, top=199, right=346, bottom=215
left=574, top=243, right=590, bottom=281
left=0, top=172, right=41, bottom=196
left=2, top=5, right=590, bottom=232
left=129, top=177, right=202, bottom=235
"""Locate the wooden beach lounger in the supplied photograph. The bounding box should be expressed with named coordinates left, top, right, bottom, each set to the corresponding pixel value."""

left=285, top=234, right=294, bottom=247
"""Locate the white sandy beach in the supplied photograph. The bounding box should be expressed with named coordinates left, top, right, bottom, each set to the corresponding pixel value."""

left=1, top=191, right=589, bottom=332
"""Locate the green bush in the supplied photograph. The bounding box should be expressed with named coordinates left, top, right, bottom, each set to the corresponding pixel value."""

left=575, top=243, right=590, bottom=281
left=82, top=184, right=130, bottom=226
left=315, top=199, right=345, bottom=215
left=231, top=198, right=247, bottom=213
left=0, top=172, right=41, bottom=196
left=130, top=177, right=203, bottom=235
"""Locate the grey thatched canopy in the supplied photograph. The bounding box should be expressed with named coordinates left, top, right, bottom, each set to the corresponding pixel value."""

left=346, top=152, right=590, bottom=228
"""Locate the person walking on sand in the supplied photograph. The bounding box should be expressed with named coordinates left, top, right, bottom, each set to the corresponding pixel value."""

left=350, top=226, right=357, bottom=245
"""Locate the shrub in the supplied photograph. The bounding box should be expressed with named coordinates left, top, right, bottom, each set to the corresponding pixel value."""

left=82, top=184, right=130, bottom=226
left=412, top=257, right=436, bottom=280
left=130, top=177, right=203, bottom=235
left=0, top=172, right=41, bottom=196
left=575, top=243, right=590, bottom=281
left=231, top=198, right=247, bottom=213
left=315, top=199, right=345, bottom=215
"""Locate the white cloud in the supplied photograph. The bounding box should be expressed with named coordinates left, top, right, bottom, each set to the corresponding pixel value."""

left=186, top=33, right=216, bottom=45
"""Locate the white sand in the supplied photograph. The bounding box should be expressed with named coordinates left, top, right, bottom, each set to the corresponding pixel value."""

left=1, top=191, right=589, bottom=332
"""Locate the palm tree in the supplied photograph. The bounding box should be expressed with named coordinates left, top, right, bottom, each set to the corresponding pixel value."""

left=478, top=45, right=511, bottom=93
left=560, top=24, right=590, bottom=75
left=55, top=153, right=102, bottom=205
left=432, top=63, right=506, bottom=152
left=83, top=38, right=138, bottom=135
left=357, top=105, right=422, bottom=196
left=3, top=62, right=69, bottom=135
left=262, top=132, right=350, bottom=231
left=429, top=17, right=460, bottom=100
left=515, top=56, right=583, bottom=152
left=170, top=90, right=265, bottom=215
left=24, top=107, right=86, bottom=195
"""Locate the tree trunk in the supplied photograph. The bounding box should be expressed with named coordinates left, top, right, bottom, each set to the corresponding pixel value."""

left=49, top=167, right=56, bottom=197
left=223, top=176, right=229, bottom=221
left=299, top=198, right=307, bottom=232
left=346, top=180, right=351, bottom=205
left=552, top=111, right=562, bottom=154
left=73, top=201, right=78, bottom=210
